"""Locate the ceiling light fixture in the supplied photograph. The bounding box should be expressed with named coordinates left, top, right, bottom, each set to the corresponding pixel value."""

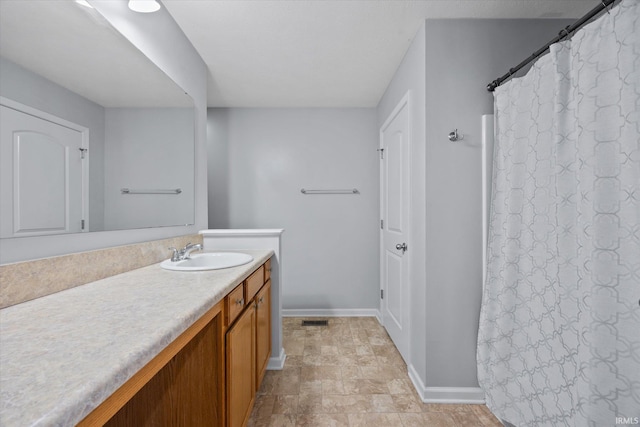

left=128, top=0, right=161, bottom=13
left=75, top=0, right=93, bottom=8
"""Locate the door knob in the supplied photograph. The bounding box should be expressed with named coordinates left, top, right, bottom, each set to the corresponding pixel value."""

left=395, top=243, right=407, bottom=253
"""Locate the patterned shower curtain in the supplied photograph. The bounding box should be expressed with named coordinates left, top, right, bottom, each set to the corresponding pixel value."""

left=477, top=1, right=639, bottom=426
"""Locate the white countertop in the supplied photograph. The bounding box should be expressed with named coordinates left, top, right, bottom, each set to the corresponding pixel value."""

left=0, top=249, right=273, bottom=427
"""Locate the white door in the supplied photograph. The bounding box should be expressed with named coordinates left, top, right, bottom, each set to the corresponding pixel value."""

left=380, top=94, right=410, bottom=362
left=0, top=104, right=86, bottom=238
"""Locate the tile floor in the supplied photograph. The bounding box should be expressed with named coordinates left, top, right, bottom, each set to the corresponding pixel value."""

left=248, top=317, right=503, bottom=426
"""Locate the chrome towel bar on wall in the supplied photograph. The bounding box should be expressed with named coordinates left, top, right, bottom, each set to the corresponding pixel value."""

left=120, top=188, right=182, bottom=194
left=300, top=188, right=359, bottom=195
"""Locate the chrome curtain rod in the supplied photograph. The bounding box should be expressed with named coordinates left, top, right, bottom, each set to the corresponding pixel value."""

left=121, top=188, right=182, bottom=194
left=300, top=188, right=359, bottom=194
left=487, top=0, right=617, bottom=92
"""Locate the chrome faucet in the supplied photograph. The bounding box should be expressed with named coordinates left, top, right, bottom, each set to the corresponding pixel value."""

left=182, top=243, right=202, bottom=259
left=168, top=243, right=203, bottom=262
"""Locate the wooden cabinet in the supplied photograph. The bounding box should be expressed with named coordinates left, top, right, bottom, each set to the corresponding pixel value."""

left=225, top=264, right=272, bottom=427
left=226, top=283, right=245, bottom=326
left=255, top=280, right=271, bottom=389
left=80, top=302, right=225, bottom=427
left=245, top=265, right=264, bottom=302
left=226, top=303, right=256, bottom=427
left=79, top=257, right=273, bottom=427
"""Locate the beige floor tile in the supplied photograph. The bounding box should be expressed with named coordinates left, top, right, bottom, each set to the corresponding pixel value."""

left=304, top=342, right=322, bottom=355
left=398, top=413, right=425, bottom=427
left=267, top=414, right=297, bottom=427
left=251, top=394, right=275, bottom=419
left=322, top=379, right=345, bottom=394
left=337, top=354, right=363, bottom=366
left=360, top=365, right=406, bottom=380
left=390, top=394, right=423, bottom=413
left=301, top=366, right=342, bottom=381
left=284, top=339, right=306, bottom=356
left=297, top=394, right=324, bottom=414
left=423, top=403, right=474, bottom=413
left=355, top=345, right=374, bottom=356
left=351, top=354, right=379, bottom=367
left=348, top=413, right=403, bottom=426
left=248, top=317, right=502, bottom=427
left=386, top=378, right=414, bottom=395
left=321, top=345, right=340, bottom=356
left=285, top=355, right=304, bottom=367
left=338, top=344, right=357, bottom=356
left=322, top=394, right=371, bottom=413
left=471, top=404, right=504, bottom=427
left=342, top=379, right=389, bottom=395
left=272, top=373, right=301, bottom=395
left=369, top=394, right=397, bottom=412
left=295, top=413, right=349, bottom=427
left=299, top=379, right=322, bottom=394
left=273, top=395, right=299, bottom=414
left=421, top=412, right=459, bottom=426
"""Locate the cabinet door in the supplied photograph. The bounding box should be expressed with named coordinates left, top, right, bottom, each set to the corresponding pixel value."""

left=255, top=280, right=271, bottom=389
left=226, top=304, right=255, bottom=427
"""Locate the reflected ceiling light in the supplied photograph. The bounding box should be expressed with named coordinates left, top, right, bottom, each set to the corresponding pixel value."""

left=128, top=0, right=161, bottom=13
left=75, top=0, right=93, bottom=8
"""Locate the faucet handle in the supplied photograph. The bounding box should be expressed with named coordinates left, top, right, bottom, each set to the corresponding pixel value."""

left=168, top=247, right=180, bottom=262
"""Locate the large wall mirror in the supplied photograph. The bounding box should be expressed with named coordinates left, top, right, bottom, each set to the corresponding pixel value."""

left=0, top=0, right=195, bottom=239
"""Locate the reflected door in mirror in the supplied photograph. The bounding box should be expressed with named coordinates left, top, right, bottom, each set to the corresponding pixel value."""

left=0, top=104, right=87, bottom=238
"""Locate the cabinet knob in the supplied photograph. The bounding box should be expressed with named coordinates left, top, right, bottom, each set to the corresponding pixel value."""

left=236, top=298, right=244, bottom=306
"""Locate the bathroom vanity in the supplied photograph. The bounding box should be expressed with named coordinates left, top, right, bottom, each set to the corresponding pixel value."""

left=0, top=250, right=273, bottom=427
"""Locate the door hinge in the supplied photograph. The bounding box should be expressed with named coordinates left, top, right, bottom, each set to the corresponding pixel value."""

left=81, top=219, right=85, bottom=230
left=79, top=148, right=88, bottom=159
left=377, top=148, right=384, bottom=159
left=381, top=289, right=384, bottom=299
left=380, top=219, right=384, bottom=229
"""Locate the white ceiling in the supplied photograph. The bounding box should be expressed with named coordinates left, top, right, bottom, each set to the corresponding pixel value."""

left=163, top=0, right=595, bottom=108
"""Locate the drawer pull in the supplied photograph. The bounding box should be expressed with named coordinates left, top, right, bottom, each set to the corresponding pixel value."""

left=258, top=296, right=264, bottom=304
left=236, top=298, right=245, bottom=306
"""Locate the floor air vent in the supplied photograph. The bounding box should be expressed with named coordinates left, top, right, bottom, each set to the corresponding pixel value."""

left=301, top=320, right=328, bottom=326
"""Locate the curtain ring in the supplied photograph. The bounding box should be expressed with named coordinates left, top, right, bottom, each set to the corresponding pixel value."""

left=602, top=0, right=611, bottom=14
left=559, top=26, right=570, bottom=40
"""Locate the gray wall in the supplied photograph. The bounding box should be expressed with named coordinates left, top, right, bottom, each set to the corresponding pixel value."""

left=0, top=57, right=106, bottom=232
left=376, top=19, right=573, bottom=392
left=421, top=18, right=572, bottom=389
left=0, top=1, right=208, bottom=263
left=103, top=108, right=194, bottom=230
left=208, top=108, right=379, bottom=312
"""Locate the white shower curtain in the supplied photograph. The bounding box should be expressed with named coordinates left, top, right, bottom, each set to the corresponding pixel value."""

left=478, top=1, right=640, bottom=426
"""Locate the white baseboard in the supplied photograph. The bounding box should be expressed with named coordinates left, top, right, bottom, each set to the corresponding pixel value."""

left=267, top=347, right=286, bottom=370
left=282, top=308, right=381, bottom=318
left=408, top=364, right=485, bottom=404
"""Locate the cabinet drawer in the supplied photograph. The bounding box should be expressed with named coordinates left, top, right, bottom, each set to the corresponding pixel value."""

left=264, top=258, right=272, bottom=282
left=226, top=284, right=245, bottom=326
left=245, top=265, right=265, bottom=302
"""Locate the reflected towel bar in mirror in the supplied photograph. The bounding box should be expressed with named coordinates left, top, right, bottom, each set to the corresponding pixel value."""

left=120, top=188, right=182, bottom=194
left=300, top=188, right=359, bottom=194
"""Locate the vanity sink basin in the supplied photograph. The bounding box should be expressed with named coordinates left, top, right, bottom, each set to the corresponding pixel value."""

left=161, top=252, right=253, bottom=271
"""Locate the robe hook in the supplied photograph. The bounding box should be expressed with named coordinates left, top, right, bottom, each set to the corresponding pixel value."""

left=448, top=129, right=463, bottom=142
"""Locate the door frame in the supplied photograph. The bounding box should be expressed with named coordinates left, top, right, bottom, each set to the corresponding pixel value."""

left=379, top=90, right=412, bottom=363
left=1, top=96, right=90, bottom=234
